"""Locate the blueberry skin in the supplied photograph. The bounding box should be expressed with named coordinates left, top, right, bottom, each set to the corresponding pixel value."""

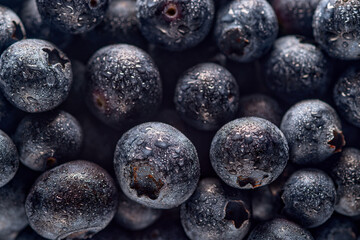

left=0, top=5, right=26, bottom=53
left=314, top=215, right=358, bottom=240
left=114, top=122, right=200, bottom=209
left=330, top=148, right=360, bottom=216
left=247, top=218, right=314, bottom=240
left=14, top=110, right=83, bottom=172
left=282, top=168, right=336, bottom=228
left=174, top=63, right=239, bottom=131
left=86, top=44, right=162, bottom=129
left=265, top=36, right=331, bottom=103
left=210, top=117, right=289, bottom=189
left=136, top=0, right=215, bottom=51
left=272, top=0, right=320, bottom=37
left=333, top=66, right=360, bottom=128
left=0, top=39, right=72, bottom=113
left=180, top=178, right=251, bottom=240
left=238, top=94, right=283, bottom=126
left=25, top=160, right=119, bottom=240
left=36, top=0, right=109, bottom=34
left=280, top=99, right=345, bottom=165
left=214, top=0, right=278, bottom=63
left=115, top=191, right=162, bottom=230
left=0, top=129, right=19, bottom=188
left=313, top=0, right=360, bottom=60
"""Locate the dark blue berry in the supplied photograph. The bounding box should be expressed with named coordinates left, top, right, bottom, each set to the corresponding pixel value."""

left=210, top=117, right=289, bottom=189
left=25, top=160, right=119, bottom=240
left=0, top=129, right=19, bottom=187
left=86, top=44, right=162, bottom=129
left=36, top=0, right=109, bottom=34
left=114, top=122, right=200, bottom=209
left=280, top=99, right=345, bottom=165
left=180, top=178, right=251, bottom=240
left=136, top=0, right=215, bottom=51
left=247, top=218, right=314, bottom=240
left=214, top=0, right=278, bottom=63
left=174, top=63, right=239, bottom=131
left=0, top=39, right=72, bottom=113
left=265, top=36, right=331, bottom=103
left=313, top=215, right=358, bottom=240
left=282, top=168, right=336, bottom=228
left=14, top=110, right=83, bottom=171
left=313, top=0, right=360, bottom=60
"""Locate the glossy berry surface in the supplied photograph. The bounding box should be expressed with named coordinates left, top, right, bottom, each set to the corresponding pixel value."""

left=174, top=63, right=239, bottom=131
left=36, top=0, right=109, bottom=34
left=181, top=178, right=251, bottom=240
left=214, top=0, right=278, bottom=62
left=136, top=0, right=215, bottom=51
left=0, top=129, right=19, bottom=187
left=210, top=117, right=289, bottom=189
left=86, top=44, right=162, bottom=129
left=265, top=36, right=331, bottom=103
left=114, top=122, right=200, bottom=209
left=313, top=0, right=360, bottom=60
left=25, top=160, right=118, bottom=240
left=280, top=99, right=345, bottom=165
left=282, top=169, right=336, bottom=228
left=0, top=39, right=72, bottom=113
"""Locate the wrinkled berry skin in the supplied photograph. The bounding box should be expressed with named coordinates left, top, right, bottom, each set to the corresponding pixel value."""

left=333, top=66, right=360, bottom=128
left=0, top=6, right=26, bottom=53
left=313, top=0, right=360, bottom=60
left=238, top=94, right=283, bottom=126
left=25, top=160, right=119, bottom=240
left=114, top=122, right=200, bottom=209
left=14, top=111, right=83, bottom=172
left=210, top=117, right=289, bottom=189
left=180, top=178, right=251, bottom=240
left=272, top=0, right=320, bottom=37
left=330, top=148, right=360, bottom=216
left=314, top=215, right=358, bottom=240
left=136, top=0, right=215, bottom=51
left=280, top=99, right=345, bottom=165
left=0, top=129, right=19, bottom=187
left=247, top=218, right=314, bottom=240
left=36, top=0, right=109, bottom=34
left=265, top=36, right=331, bottom=103
left=115, top=191, right=162, bottom=230
left=282, top=169, right=336, bottom=228
left=214, top=0, right=278, bottom=63
left=86, top=44, right=162, bottom=129
left=174, top=63, right=239, bottom=131
left=0, top=39, right=72, bottom=113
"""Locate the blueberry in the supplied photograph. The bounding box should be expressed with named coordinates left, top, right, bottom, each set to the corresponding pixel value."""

left=136, top=0, right=215, bottom=51
left=313, top=215, right=358, bottom=240
left=280, top=99, right=345, bottom=165
left=247, top=218, right=314, bottom=240
left=272, top=0, right=320, bottom=37
left=282, top=168, right=336, bottom=228
left=114, top=122, right=200, bottom=209
left=86, top=44, right=162, bottom=129
left=265, top=36, right=331, bottom=103
left=25, top=160, right=119, bottom=240
left=313, top=0, right=360, bottom=60
left=36, top=0, right=109, bottom=34
left=14, top=110, right=83, bottom=171
left=329, top=148, right=360, bottom=216
left=174, top=63, right=239, bottom=131
left=210, top=117, right=289, bottom=189
left=0, top=39, right=72, bottom=113
left=0, top=5, right=26, bottom=53
left=0, top=129, right=19, bottom=188
left=115, top=190, right=162, bottom=230
left=214, top=0, right=278, bottom=63
left=180, top=178, right=251, bottom=240
left=333, top=65, right=360, bottom=128
left=237, top=94, right=283, bottom=126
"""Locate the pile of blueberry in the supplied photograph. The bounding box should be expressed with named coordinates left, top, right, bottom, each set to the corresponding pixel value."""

left=0, top=0, right=360, bottom=239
